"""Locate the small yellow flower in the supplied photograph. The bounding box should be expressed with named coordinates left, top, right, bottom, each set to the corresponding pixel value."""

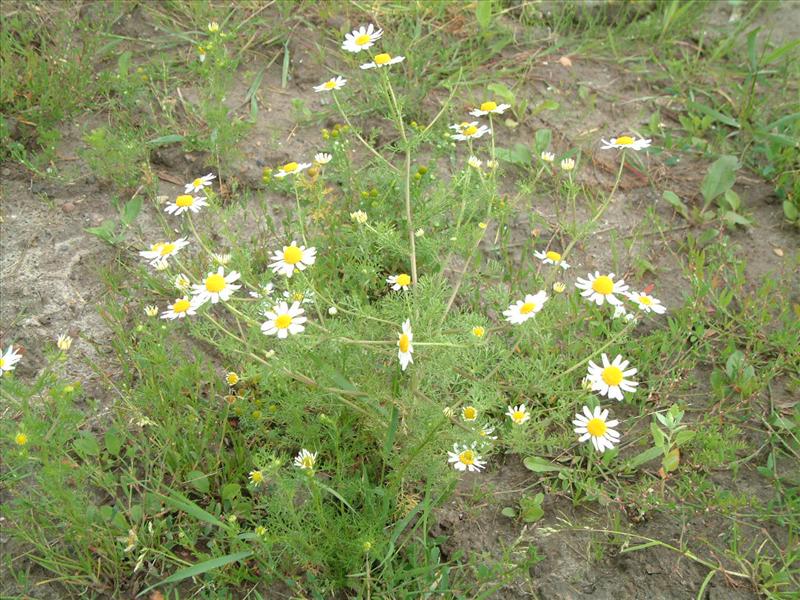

left=350, top=210, right=368, bottom=224
left=471, top=326, right=485, bottom=337
left=478, top=222, right=488, bottom=229
left=144, top=305, right=158, bottom=317
left=553, top=282, right=566, bottom=293
left=208, top=21, right=220, bottom=33
left=462, top=406, right=478, bottom=422
left=226, top=372, right=239, bottom=386
left=14, top=432, right=28, bottom=446
left=255, top=525, right=267, bottom=537
left=249, top=469, right=264, bottom=486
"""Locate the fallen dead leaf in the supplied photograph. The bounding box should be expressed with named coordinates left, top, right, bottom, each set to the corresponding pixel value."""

left=773, top=247, right=784, bottom=257
left=558, top=56, right=573, bottom=67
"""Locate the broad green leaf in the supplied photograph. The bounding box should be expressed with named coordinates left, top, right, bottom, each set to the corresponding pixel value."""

left=487, top=82, right=515, bottom=104
left=73, top=432, right=100, bottom=457
left=476, top=0, right=492, bottom=30
left=104, top=427, right=124, bottom=457
left=220, top=483, right=240, bottom=501
left=701, top=155, right=738, bottom=205
left=147, top=134, right=185, bottom=146
left=501, top=507, right=517, bottom=518
left=121, top=196, right=142, bottom=226
left=140, top=550, right=253, bottom=595
left=783, top=200, right=798, bottom=221
left=534, top=129, right=552, bottom=154
left=662, top=448, right=680, bottom=472
left=662, top=190, right=688, bottom=218
left=675, top=430, right=695, bottom=445
left=521, top=505, right=544, bottom=523
left=161, top=490, right=227, bottom=529
left=187, top=470, right=210, bottom=494
left=650, top=422, right=665, bottom=448
left=628, top=446, right=662, bottom=468
left=687, top=101, right=740, bottom=129
left=523, top=456, right=566, bottom=473
left=85, top=220, right=116, bottom=243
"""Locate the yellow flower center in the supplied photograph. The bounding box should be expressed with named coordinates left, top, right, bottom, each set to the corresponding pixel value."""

left=0, top=358, right=5, bottom=368
left=513, top=410, right=525, bottom=422
left=480, top=101, right=497, bottom=112
left=463, top=125, right=478, bottom=136
left=324, top=80, right=337, bottom=89
left=592, top=275, right=614, bottom=295
left=615, top=136, right=635, bottom=145
left=275, top=314, right=293, bottom=329
left=638, top=295, right=652, bottom=305
left=172, top=299, right=191, bottom=313
left=176, top=195, right=194, bottom=207
left=250, top=471, right=263, bottom=483
left=283, top=245, right=303, bottom=264
left=472, top=326, right=485, bottom=337
left=226, top=373, right=239, bottom=385
left=152, top=242, right=176, bottom=256
left=192, top=178, right=202, bottom=187
left=601, top=366, right=623, bottom=386
left=374, top=53, right=391, bottom=65
left=282, top=162, right=298, bottom=173
left=463, top=406, right=477, bottom=420
left=302, top=456, right=314, bottom=468
left=458, top=449, right=475, bottom=465
left=355, top=33, right=371, bottom=46
left=520, top=302, right=536, bottom=315
left=546, top=251, right=562, bottom=262
left=586, top=418, right=607, bottom=437
left=15, top=433, right=28, bottom=445
left=395, top=274, right=411, bottom=287
left=398, top=333, right=410, bottom=353
left=292, top=292, right=305, bottom=301
left=205, top=273, right=226, bottom=293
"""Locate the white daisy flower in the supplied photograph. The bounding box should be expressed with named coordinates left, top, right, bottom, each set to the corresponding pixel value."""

left=261, top=301, right=307, bottom=339
left=268, top=241, right=316, bottom=278
left=506, top=404, right=530, bottom=425
left=139, top=238, right=189, bottom=268
left=164, top=194, right=208, bottom=216
left=575, top=272, right=629, bottom=306
left=174, top=273, right=191, bottom=292
left=314, top=152, right=332, bottom=165
left=208, top=21, right=219, bottom=33
left=560, top=158, right=576, bottom=172
left=451, top=123, right=490, bottom=141
left=613, top=304, right=635, bottom=322
left=587, top=353, right=639, bottom=401
left=160, top=296, right=200, bottom=320
left=249, top=283, right=275, bottom=299
left=294, top=448, right=317, bottom=470
left=534, top=249, right=569, bottom=270
left=191, top=267, right=241, bottom=304
left=469, top=101, right=510, bottom=117
left=274, top=161, right=311, bottom=178
left=387, top=273, right=412, bottom=291
left=341, top=24, right=383, bottom=53
left=144, top=305, right=158, bottom=317
left=313, top=76, right=346, bottom=92
left=282, top=289, right=314, bottom=305
left=448, top=443, right=486, bottom=472
left=601, top=136, right=651, bottom=151
left=449, top=121, right=478, bottom=132
left=627, top=291, right=666, bottom=314
left=467, top=156, right=482, bottom=169
left=478, top=424, right=498, bottom=441
left=503, top=291, right=548, bottom=325
left=540, top=151, right=555, bottom=163
left=573, top=405, right=620, bottom=453
left=462, top=406, right=478, bottom=422
left=397, top=319, right=413, bottom=371
left=184, top=173, right=216, bottom=194
left=0, top=345, right=22, bottom=374
left=360, top=53, right=405, bottom=70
